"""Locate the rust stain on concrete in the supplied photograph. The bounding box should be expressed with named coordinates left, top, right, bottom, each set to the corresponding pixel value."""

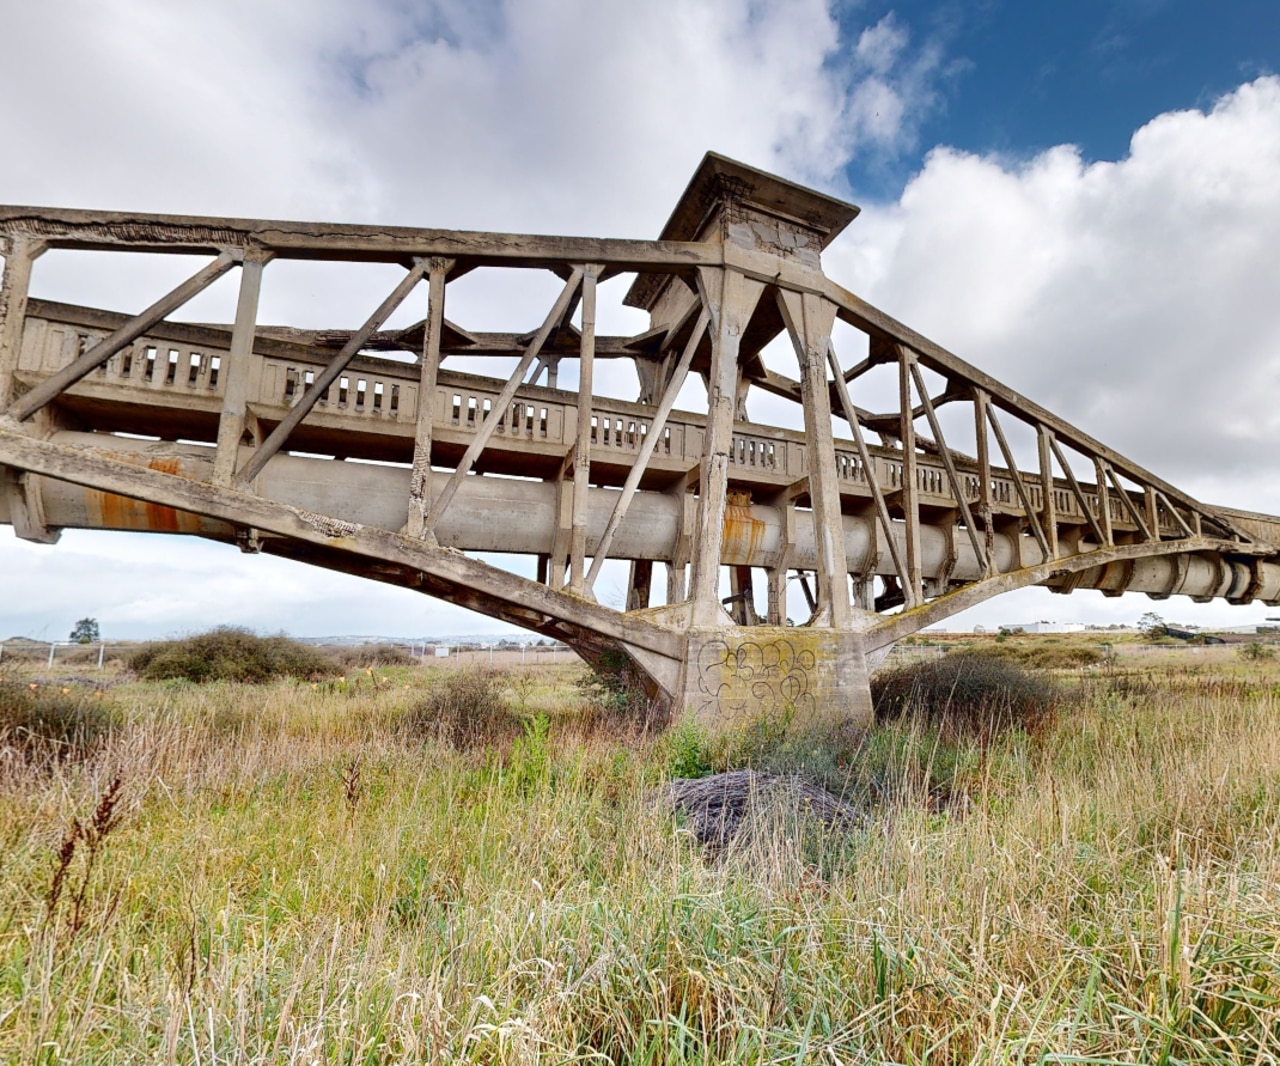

left=93, top=454, right=199, bottom=532
left=720, top=489, right=765, bottom=565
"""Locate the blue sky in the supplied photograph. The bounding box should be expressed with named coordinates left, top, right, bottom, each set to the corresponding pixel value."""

left=1, top=0, right=1279, bottom=639
left=841, top=0, right=1279, bottom=195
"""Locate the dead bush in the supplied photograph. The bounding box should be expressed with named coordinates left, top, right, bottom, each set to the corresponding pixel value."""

left=0, top=681, right=114, bottom=761
left=402, top=670, right=522, bottom=751
left=0, top=641, right=48, bottom=663
left=328, top=643, right=418, bottom=669
left=872, top=651, right=1064, bottom=737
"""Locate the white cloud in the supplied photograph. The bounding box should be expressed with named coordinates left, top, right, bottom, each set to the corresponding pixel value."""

left=3, top=5, right=1277, bottom=638
left=5, top=0, right=952, bottom=638
left=832, top=76, right=1280, bottom=516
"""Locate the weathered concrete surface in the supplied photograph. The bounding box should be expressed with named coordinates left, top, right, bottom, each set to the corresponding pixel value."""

left=6, top=431, right=1279, bottom=606
left=678, top=626, right=874, bottom=733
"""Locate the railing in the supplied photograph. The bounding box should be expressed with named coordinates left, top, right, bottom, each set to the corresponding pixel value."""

left=17, top=303, right=1180, bottom=536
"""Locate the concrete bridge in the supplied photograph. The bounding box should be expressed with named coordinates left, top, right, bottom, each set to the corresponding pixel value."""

left=2, top=154, right=1277, bottom=729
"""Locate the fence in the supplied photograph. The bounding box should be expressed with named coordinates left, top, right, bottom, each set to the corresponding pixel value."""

left=0, top=639, right=581, bottom=674
left=410, top=643, right=580, bottom=668
left=0, top=641, right=119, bottom=669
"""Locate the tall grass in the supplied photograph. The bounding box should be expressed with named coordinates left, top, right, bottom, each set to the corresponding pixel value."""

left=2, top=657, right=1279, bottom=1061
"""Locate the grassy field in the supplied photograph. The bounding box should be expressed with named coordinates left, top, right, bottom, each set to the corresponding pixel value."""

left=2, top=638, right=1280, bottom=1063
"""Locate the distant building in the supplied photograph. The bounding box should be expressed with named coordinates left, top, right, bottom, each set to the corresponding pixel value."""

left=1001, top=621, right=1086, bottom=634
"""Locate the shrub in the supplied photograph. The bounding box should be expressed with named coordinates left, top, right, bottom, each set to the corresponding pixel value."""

left=872, top=651, right=1063, bottom=737
left=982, top=638, right=1103, bottom=669
left=402, top=670, right=522, bottom=751
left=1239, top=641, right=1276, bottom=662
left=576, top=648, right=651, bottom=715
left=328, top=643, right=418, bottom=669
left=129, top=627, right=336, bottom=683
left=0, top=640, right=48, bottom=663
left=0, top=681, right=114, bottom=761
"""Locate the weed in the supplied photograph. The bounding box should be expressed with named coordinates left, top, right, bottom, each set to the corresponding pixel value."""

left=341, top=755, right=362, bottom=814
left=508, top=713, right=552, bottom=794
left=6, top=649, right=1280, bottom=1061
left=45, top=774, right=125, bottom=941
left=665, top=717, right=713, bottom=779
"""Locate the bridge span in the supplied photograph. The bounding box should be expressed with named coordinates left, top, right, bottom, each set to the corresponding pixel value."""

left=2, top=154, right=1277, bottom=728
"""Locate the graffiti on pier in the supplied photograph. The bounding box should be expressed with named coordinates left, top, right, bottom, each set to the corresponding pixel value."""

left=694, top=636, right=817, bottom=728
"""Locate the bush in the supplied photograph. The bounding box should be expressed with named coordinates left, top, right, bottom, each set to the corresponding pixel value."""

left=129, top=627, right=336, bottom=683
left=576, top=648, right=651, bottom=715
left=0, top=640, right=48, bottom=663
left=872, top=651, right=1063, bottom=737
left=0, top=681, right=114, bottom=761
left=402, top=670, right=522, bottom=751
left=983, top=639, right=1103, bottom=669
left=328, top=643, right=418, bottom=669
left=1239, top=641, right=1276, bottom=662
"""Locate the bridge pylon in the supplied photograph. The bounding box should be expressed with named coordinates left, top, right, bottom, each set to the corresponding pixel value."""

left=2, top=154, right=1278, bottom=730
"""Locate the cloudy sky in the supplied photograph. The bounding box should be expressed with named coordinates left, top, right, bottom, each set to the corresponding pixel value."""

left=2, top=0, right=1279, bottom=640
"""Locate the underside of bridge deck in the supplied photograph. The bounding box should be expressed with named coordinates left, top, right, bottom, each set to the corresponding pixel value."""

left=2, top=153, right=1278, bottom=729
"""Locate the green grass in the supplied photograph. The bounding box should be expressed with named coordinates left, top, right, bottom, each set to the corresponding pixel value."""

left=2, top=654, right=1280, bottom=1062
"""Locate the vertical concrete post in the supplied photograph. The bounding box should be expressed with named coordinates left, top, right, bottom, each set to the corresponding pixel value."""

left=766, top=565, right=788, bottom=625
left=1038, top=424, right=1059, bottom=559
left=778, top=290, right=849, bottom=627
left=689, top=267, right=764, bottom=626
left=568, top=265, right=601, bottom=593
left=898, top=348, right=923, bottom=605
left=0, top=236, right=45, bottom=409
left=405, top=258, right=454, bottom=538
left=728, top=565, right=759, bottom=624
left=626, top=559, right=653, bottom=611
left=1094, top=456, right=1114, bottom=546
left=973, top=387, right=996, bottom=575
left=213, top=254, right=268, bottom=485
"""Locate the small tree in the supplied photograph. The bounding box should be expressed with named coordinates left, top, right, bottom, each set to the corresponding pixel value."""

left=1137, top=611, right=1165, bottom=640
left=69, top=618, right=100, bottom=644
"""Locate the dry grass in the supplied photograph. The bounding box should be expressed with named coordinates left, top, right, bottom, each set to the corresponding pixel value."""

left=2, top=652, right=1280, bottom=1062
